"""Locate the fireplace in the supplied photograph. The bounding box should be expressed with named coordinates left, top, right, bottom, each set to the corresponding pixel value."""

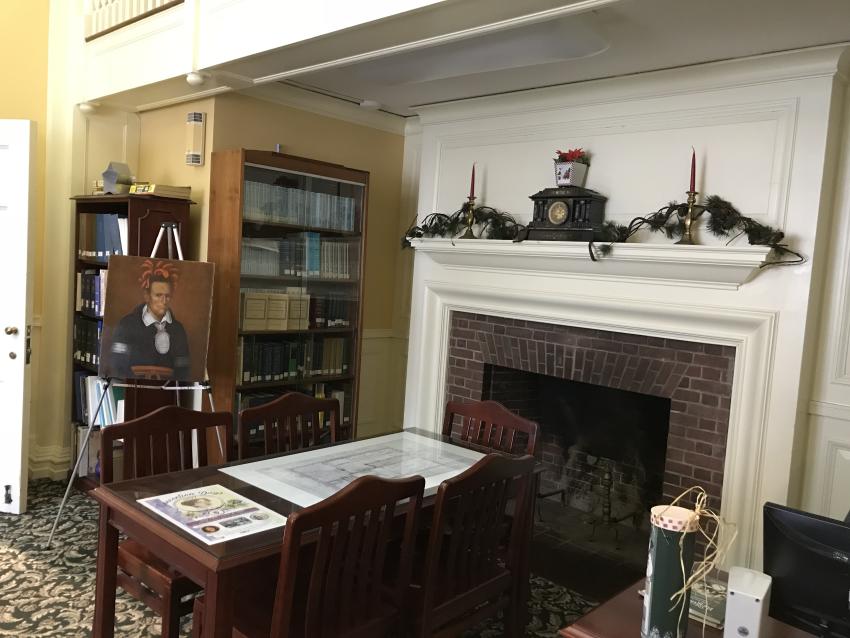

left=483, top=365, right=671, bottom=525
left=445, top=311, right=735, bottom=513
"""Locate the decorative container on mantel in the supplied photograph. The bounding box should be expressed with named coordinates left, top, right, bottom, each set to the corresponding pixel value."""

left=554, top=161, right=588, bottom=187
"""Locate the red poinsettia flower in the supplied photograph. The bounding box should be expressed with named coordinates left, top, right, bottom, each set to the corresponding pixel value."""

left=555, top=148, right=588, bottom=164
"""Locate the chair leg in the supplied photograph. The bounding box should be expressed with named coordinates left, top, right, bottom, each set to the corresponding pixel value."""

left=161, top=588, right=182, bottom=638
left=191, top=597, right=204, bottom=638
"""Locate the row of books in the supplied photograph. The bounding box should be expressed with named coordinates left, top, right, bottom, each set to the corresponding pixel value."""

left=243, top=180, right=358, bottom=231
left=241, top=289, right=309, bottom=331
left=72, top=372, right=123, bottom=427
left=237, top=336, right=350, bottom=385
left=73, top=316, right=102, bottom=366
left=240, top=290, right=355, bottom=331
left=75, top=269, right=108, bottom=316
left=74, top=426, right=124, bottom=479
left=78, top=213, right=128, bottom=259
left=241, top=233, right=355, bottom=280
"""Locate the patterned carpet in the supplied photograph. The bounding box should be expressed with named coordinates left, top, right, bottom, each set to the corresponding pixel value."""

left=0, top=480, right=596, bottom=637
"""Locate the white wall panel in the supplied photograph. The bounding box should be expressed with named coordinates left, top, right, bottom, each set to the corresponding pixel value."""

left=84, top=2, right=191, bottom=100
left=803, top=408, right=850, bottom=520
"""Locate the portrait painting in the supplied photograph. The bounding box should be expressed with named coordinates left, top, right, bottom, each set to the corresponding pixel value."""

left=99, top=255, right=214, bottom=382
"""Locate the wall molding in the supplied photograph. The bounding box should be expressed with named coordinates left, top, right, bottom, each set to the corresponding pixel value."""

left=427, top=96, right=797, bottom=229
left=29, top=443, right=71, bottom=481
left=410, top=239, right=772, bottom=290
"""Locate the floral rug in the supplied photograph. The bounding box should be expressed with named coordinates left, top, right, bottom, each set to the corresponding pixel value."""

left=0, top=480, right=595, bottom=636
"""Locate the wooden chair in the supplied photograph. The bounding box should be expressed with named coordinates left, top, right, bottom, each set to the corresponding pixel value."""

left=442, top=400, right=539, bottom=455
left=100, top=405, right=233, bottom=638
left=191, top=474, right=425, bottom=638
left=237, top=391, right=342, bottom=459
left=410, top=453, right=536, bottom=638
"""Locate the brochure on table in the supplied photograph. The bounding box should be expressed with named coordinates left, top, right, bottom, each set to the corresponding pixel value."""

left=138, top=484, right=286, bottom=545
left=220, top=431, right=486, bottom=507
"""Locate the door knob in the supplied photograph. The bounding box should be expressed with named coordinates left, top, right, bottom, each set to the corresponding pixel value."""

left=4, top=327, right=18, bottom=335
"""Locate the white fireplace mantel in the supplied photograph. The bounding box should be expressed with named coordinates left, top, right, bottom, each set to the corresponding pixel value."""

left=409, top=239, right=773, bottom=290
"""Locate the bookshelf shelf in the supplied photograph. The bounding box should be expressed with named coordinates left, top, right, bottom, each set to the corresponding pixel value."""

left=70, top=193, right=190, bottom=480
left=236, top=373, right=356, bottom=393
left=242, top=219, right=360, bottom=239
left=77, top=257, right=110, bottom=268
left=238, top=327, right=355, bottom=336
left=240, top=274, right=359, bottom=285
left=209, top=149, right=368, bottom=437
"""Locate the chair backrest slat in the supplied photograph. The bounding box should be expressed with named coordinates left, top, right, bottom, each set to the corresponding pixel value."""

left=270, top=475, right=424, bottom=638
left=443, top=400, right=539, bottom=456
left=239, top=392, right=342, bottom=459
left=420, top=453, right=535, bottom=625
left=100, top=406, right=232, bottom=484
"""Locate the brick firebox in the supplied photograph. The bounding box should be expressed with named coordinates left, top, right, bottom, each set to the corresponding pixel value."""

left=444, top=311, right=736, bottom=510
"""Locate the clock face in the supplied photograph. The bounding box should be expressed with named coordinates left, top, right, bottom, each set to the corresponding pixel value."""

left=547, top=200, right=569, bottom=225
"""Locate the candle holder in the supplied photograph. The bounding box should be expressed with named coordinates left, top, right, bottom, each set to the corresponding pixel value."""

left=458, top=195, right=478, bottom=239
left=674, top=190, right=706, bottom=245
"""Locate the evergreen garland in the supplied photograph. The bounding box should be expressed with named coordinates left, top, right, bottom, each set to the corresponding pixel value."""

left=402, top=205, right=525, bottom=248
left=590, top=195, right=805, bottom=267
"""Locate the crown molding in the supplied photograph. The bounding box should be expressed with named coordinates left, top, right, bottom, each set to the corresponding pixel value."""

left=240, top=83, right=407, bottom=135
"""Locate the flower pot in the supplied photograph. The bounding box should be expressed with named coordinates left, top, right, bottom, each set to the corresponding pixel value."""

left=554, top=161, right=588, bottom=187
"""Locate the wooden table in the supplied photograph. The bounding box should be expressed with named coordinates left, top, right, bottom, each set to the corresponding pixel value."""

left=559, top=578, right=811, bottom=638
left=92, top=428, right=534, bottom=638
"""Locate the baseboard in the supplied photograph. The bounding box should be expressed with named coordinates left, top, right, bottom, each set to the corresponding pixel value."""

left=29, top=443, right=72, bottom=481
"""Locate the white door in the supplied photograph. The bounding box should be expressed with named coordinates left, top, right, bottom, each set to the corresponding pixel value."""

left=0, top=120, right=36, bottom=514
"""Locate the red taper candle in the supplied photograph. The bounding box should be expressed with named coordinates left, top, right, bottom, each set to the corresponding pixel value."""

left=689, top=148, right=696, bottom=192
left=469, top=163, right=475, bottom=199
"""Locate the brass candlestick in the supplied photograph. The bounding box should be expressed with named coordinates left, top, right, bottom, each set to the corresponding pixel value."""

left=459, top=195, right=477, bottom=239
left=675, top=190, right=701, bottom=245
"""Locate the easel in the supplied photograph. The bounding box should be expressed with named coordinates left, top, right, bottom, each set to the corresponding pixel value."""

left=48, top=223, right=219, bottom=546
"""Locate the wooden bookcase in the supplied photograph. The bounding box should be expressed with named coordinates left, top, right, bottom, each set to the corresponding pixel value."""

left=71, top=193, right=191, bottom=487
left=207, top=150, right=368, bottom=453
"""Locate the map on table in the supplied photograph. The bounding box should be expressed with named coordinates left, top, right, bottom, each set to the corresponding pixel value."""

left=219, top=431, right=485, bottom=507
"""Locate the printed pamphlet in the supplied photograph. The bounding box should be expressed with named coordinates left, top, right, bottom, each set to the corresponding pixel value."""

left=138, top=484, right=286, bottom=545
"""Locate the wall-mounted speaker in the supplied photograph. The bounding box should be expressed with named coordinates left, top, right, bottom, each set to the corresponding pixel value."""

left=185, top=112, right=205, bottom=166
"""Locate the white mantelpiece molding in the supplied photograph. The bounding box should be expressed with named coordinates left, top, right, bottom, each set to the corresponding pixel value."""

left=409, top=239, right=773, bottom=290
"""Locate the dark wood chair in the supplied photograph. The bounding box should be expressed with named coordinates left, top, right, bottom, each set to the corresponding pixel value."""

left=409, top=452, right=536, bottom=638
left=237, top=391, right=342, bottom=459
left=191, top=474, right=425, bottom=638
left=442, top=400, right=539, bottom=455
left=100, top=405, right=233, bottom=638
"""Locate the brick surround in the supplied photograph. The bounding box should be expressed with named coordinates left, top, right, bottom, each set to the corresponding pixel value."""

left=445, top=311, right=736, bottom=510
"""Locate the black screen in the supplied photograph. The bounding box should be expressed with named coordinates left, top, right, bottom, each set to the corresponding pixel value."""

left=763, top=502, right=850, bottom=637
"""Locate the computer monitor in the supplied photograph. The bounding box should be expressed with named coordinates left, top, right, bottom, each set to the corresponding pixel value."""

left=763, top=502, right=850, bottom=637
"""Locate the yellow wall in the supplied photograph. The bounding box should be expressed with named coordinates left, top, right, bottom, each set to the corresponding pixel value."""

left=212, top=93, right=405, bottom=329
left=0, top=0, right=50, bottom=316
left=137, top=98, right=216, bottom=260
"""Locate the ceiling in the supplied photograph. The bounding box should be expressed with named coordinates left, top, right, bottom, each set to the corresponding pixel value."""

left=270, top=0, right=850, bottom=116
left=106, top=0, right=850, bottom=117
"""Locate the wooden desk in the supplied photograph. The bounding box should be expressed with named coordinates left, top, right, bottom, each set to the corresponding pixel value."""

left=92, top=428, right=536, bottom=638
left=559, top=578, right=811, bottom=638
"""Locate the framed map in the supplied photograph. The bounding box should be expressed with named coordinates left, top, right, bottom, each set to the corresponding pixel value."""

left=220, top=432, right=485, bottom=507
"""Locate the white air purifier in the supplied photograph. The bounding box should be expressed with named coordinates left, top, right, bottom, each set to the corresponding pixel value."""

left=723, top=566, right=772, bottom=638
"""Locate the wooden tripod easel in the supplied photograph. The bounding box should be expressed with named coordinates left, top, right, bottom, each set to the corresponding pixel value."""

left=48, top=223, right=219, bottom=546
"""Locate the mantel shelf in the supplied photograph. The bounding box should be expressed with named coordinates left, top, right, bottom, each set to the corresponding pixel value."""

left=409, top=239, right=774, bottom=289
